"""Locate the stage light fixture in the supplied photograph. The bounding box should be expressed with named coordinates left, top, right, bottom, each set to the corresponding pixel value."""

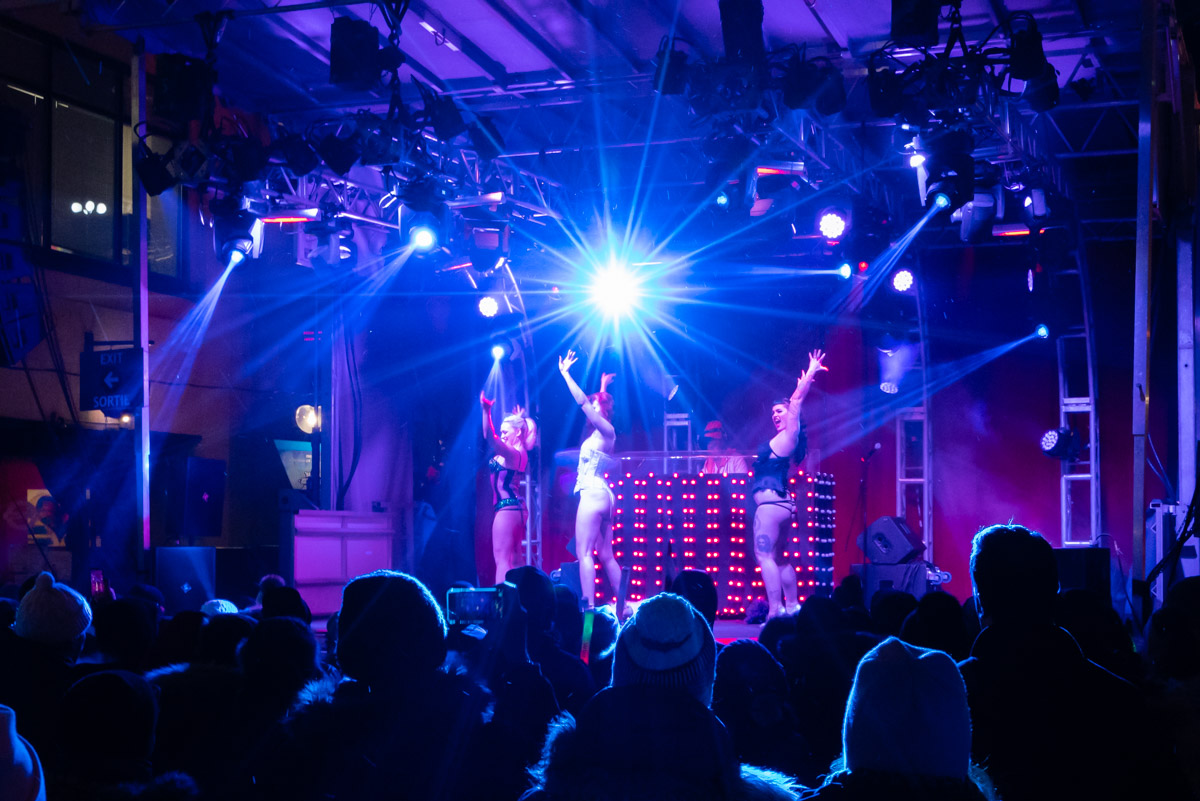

left=134, top=142, right=177, bottom=197
left=1022, top=187, right=1051, bottom=228
left=891, top=269, right=914, bottom=293
left=410, top=225, right=437, bottom=251
left=295, top=404, right=321, bottom=434
left=1008, top=14, right=1048, bottom=81
left=490, top=337, right=513, bottom=361
left=329, top=17, right=403, bottom=88
left=1035, top=324, right=1049, bottom=338
left=818, top=209, right=848, bottom=240
left=1022, top=61, right=1060, bottom=112
left=959, top=164, right=1004, bottom=242
left=921, top=129, right=974, bottom=213
left=590, top=260, right=642, bottom=317
left=877, top=339, right=918, bottom=396
left=419, top=89, right=467, bottom=141
left=465, top=223, right=510, bottom=277
left=782, top=57, right=846, bottom=116
left=908, top=153, right=926, bottom=168
left=478, top=296, right=500, bottom=318
left=316, top=132, right=362, bottom=176
left=175, top=143, right=209, bottom=180
left=867, top=52, right=906, bottom=118
left=1040, top=427, right=1080, bottom=460
left=654, top=37, right=690, bottom=95
left=212, top=203, right=263, bottom=267
left=837, top=262, right=852, bottom=279
left=276, top=134, right=321, bottom=176
left=715, top=191, right=730, bottom=208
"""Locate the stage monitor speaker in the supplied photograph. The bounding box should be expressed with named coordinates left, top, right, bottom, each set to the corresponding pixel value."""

left=1054, top=547, right=1110, bottom=603
left=858, top=562, right=930, bottom=605
left=864, top=516, right=925, bottom=565
left=183, top=457, right=226, bottom=543
left=552, top=561, right=583, bottom=605
left=155, top=546, right=215, bottom=613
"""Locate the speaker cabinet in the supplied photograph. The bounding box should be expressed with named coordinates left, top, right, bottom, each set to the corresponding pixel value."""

left=863, top=516, right=925, bottom=564
left=183, top=457, right=226, bottom=543
left=856, top=562, right=931, bottom=604
left=155, top=546, right=216, bottom=613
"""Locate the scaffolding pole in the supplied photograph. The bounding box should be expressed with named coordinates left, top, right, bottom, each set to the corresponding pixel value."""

left=1131, top=0, right=1158, bottom=603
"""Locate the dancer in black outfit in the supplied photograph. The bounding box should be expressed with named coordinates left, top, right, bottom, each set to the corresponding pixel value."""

left=481, top=393, right=537, bottom=584
left=751, top=350, right=827, bottom=618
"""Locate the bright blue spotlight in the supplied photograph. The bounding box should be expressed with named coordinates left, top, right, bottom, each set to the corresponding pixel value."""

left=715, top=191, right=730, bottom=207
left=1035, top=324, right=1050, bottom=339
left=590, top=261, right=642, bottom=317
left=836, top=262, right=852, bottom=279
left=908, top=153, right=926, bottom=168
left=491, top=344, right=506, bottom=360
left=411, top=226, right=437, bottom=251
left=933, top=192, right=951, bottom=209
left=226, top=249, right=246, bottom=269
left=478, top=296, right=499, bottom=318
left=892, top=269, right=914, bottom=293
left=818, top=211, right=847, bottom=240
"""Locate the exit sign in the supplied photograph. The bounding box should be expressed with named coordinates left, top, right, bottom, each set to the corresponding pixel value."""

left=80, top=347, right=144, bottom=414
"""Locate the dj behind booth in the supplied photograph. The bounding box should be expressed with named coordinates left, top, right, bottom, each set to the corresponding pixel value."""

left=552, top=450, right=836, bottom=619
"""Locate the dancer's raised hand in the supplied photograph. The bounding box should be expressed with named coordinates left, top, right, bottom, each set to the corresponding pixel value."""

left=559, top=350, right=578, bottom=373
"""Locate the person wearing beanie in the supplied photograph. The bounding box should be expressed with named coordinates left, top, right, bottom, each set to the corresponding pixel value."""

left=0, top=706, right=45, bottom=801
left=336, top=569, right=447, bottom=689
left=800, top=637, right=990, bottom=801
left=526, top=685, right=799, bottom=801
left=13, top=573, right=91, bottom=648
left=199, top=599, right=239, bottom=617
left=611, top=593, right=716, bottom=707
left=0, top=574, right=93, bottom=758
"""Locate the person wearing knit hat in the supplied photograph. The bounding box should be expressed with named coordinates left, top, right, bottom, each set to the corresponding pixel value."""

left=799, top=637, right=989, bottom=801
left=0, top=706, right=45, bottom=801
left=13, top=573, right=91, bottom=648
left=200, top=598, right=239, bottom=616
left=336, top=570, right=446, bottom=689
left=611, top=592, right=716, bottom=707
left=843, top=637, right=971, bottom=778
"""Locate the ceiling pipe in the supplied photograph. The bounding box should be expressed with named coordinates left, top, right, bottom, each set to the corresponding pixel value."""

left=88, top=1, right=402, bottom=36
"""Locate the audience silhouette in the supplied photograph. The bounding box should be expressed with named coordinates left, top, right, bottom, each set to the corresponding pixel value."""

left=0, top=525, right=1195, bottom=801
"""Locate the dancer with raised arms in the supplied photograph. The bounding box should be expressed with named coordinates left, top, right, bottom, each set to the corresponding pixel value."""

left=752, top=349, right=828, bottom=619
left=480, top=394, right=537, bottom=584
left=558, top=351, right=621, bottom=611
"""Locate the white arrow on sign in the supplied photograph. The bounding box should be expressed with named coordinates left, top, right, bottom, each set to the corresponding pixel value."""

left=104, top=371, right=118, bottom=389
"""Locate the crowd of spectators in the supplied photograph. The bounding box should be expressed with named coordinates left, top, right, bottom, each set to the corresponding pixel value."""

left=0, top=523, right=1197, bottom=801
